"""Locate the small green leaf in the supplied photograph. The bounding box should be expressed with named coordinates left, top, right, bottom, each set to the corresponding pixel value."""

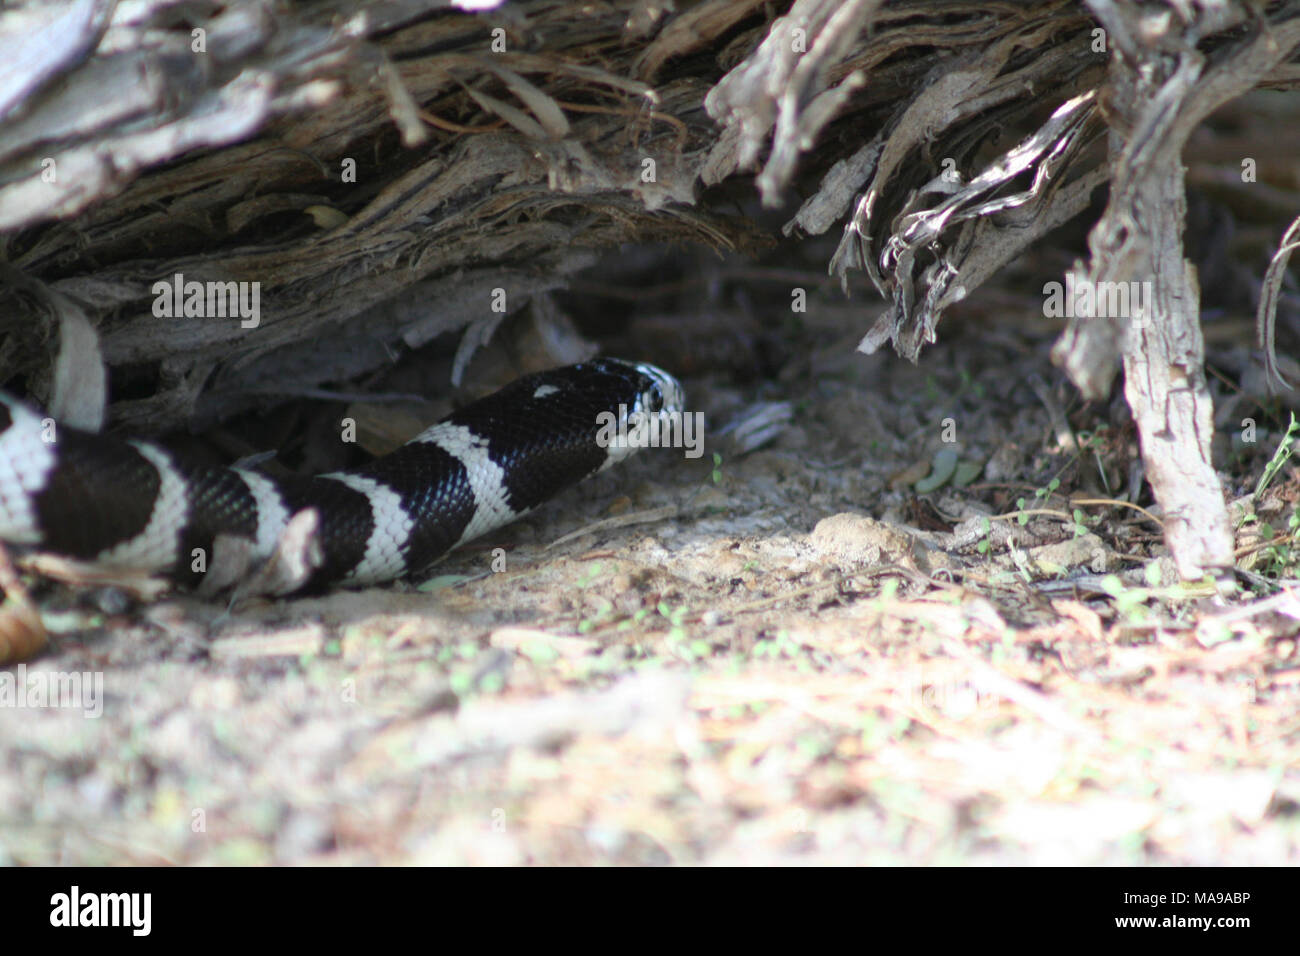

left=915, top=447, right=959, bottom=493
left=1099, top=574, right=1126, bottom=597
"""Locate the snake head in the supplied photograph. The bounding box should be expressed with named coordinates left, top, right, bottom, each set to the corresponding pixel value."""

left=629, top=360, right=685, bottom=420
left=591, top=359, right=688, bottom=467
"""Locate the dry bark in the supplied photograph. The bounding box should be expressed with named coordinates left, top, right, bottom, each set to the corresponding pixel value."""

left=1052, top=2, right=1300, bottom=581
left=0, top=0, right=1122, bottom=431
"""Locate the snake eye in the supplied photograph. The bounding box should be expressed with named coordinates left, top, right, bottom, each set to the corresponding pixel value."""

left=647, top=383, right=664, bottom=412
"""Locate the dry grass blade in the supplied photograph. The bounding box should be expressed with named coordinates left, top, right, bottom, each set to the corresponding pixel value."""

left=544, top=505, right=679, bottom=551
left=1257, top=213, right=1300, bottom=392
left=482, top=64, right=571, bottom=139
left=462, top=84, right=552, bottom=140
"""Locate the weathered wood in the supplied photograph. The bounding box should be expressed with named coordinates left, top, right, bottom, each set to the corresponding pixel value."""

left=1053, top=2, right=1300, bottom=581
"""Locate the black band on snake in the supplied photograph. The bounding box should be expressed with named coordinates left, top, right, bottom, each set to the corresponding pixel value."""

left=0, top=359, right=684, bottom=595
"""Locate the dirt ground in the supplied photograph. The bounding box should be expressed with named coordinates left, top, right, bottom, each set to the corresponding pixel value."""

left=3, top=235, right=1300, bottom=866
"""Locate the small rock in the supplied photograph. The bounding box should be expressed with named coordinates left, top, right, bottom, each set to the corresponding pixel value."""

left=811, top=513, right=924, bottom=569
left=1029, top=533, right=1112, bottom=576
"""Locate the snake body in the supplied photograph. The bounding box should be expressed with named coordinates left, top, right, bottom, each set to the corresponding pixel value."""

left=0, top=359, right=684, bottom=594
